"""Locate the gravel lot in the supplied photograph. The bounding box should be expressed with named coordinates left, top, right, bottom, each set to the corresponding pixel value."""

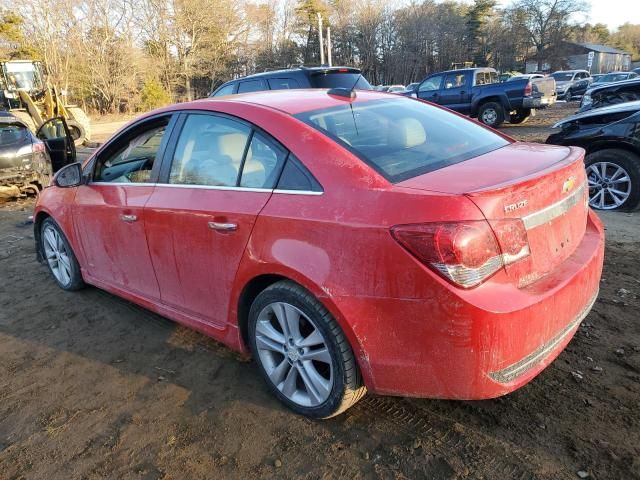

left=1, top=101, right=639, bottom=480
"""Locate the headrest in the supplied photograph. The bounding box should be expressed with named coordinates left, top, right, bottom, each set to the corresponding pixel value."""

left=388, top=118, right=426, bottom=149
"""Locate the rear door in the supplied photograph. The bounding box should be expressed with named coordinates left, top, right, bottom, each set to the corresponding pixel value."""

left=144, top=112, right=287, bottom=325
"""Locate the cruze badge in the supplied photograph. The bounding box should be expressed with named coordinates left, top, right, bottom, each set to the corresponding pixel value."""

left=504, top=199, right=528, bottom=213
left=562, top=176, right=576, bottom=194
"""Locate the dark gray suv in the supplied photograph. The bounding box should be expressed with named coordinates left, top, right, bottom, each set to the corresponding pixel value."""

left=210, top=67, right=371, bottom=97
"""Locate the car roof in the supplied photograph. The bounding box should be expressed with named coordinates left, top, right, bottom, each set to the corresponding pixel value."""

left=588, top=77, right=640, bottom=92
left=554, top=100, right=640, bottom=127
left=185, top=89, right=405, bottom=116
left=226, top=66, right=361, bottom=82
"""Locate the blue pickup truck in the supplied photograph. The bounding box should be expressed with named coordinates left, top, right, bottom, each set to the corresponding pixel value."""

left=407, top=67, right=556, bottom=128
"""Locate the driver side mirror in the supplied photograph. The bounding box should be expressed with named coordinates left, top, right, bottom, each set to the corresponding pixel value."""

left=54, top=162, right=83, bottom=188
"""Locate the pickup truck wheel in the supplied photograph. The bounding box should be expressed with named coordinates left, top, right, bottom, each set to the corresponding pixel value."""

left=509, top=109, right=531, bottom=124
left=478, top=102, right=505, bottom=128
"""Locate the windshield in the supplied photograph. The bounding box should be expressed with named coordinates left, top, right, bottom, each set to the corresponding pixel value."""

left=596, top=73, right=629, bottom=83
left=4, top=62, right=44, bottom=91
left=295, top=98, right=509, bottom=183
left=309, top=72, right=371, bottom=90
left=552, top=72, right=574, bottom=81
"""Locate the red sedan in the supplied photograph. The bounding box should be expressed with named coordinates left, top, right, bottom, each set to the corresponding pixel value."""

left=34, top=89, right=604, bottom=418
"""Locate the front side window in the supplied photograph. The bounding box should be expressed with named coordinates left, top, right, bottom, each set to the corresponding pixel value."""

left=213, top=83, right=235, bottom=96
left=94, top=119, right=169, bottom=183
left=295, top=98, right=510, bottom=183
left=419, top=75, right=443, bottom=92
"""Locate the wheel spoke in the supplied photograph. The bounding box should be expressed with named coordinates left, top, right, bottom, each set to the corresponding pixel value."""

left=58, top=253, right=72, bottom=272
left=610, top=167, right=625, bottom=181
left=611, top=176, right=630, bottom=185
left=255, top=320, right=286, bottom=347
left=44, top=229, right=57, bottom=252
left=608, top=189, right=626, bottom=206
left=256, top=333, right=285, bottom=353
left=268, top=358, right=291, bottom=386
left=281, top=365, right=298, bottom=397
left=599, top=162, right=608, bottom=180
left=272, top=303, right=302, bottom=342
left=302, top=347, right=331, bottom=364
left=299, top=360, right=330, bottom=405
left=298, top=328, right=324, bottom=348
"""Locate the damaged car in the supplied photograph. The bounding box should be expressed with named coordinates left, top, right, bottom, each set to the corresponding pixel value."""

left=0, top=112, right=76, bottom=200
left=547, top=100, right=640, bottom=211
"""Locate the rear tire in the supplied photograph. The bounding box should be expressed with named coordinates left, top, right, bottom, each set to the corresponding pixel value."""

left=248, top=280, right=366, bottom=418
left=509, top=109, right=531, bottom=124
left=585, top=149, right=640, bottom=211
left=478, top=102, right=505, bottom=128
left=40, top=218, right=85, bottom=290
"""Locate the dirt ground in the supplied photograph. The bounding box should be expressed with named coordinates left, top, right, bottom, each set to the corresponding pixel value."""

left=1, top=101, right=639, bottom=480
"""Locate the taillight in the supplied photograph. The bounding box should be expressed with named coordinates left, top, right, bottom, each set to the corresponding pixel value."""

left=391, top=220, right=530, bottom=288
left=524, top=81, right=532, bottom=97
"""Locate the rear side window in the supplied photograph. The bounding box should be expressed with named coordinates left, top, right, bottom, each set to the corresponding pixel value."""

left=295, top=98, right=509, bottom=183
left=276, top=154, right=322, bottom=192
left=238, top=80, right=265, bottom=93
left=309, top=72, right=371, bottom=90
left=444, top=73, right=466, bottom=89
left=268, top=78, right=299, bottom=90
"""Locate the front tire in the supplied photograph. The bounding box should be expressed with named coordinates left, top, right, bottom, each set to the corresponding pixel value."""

left=563, top=88, right=573, bottom=101
left=40, top=218, right=85, bottom=290
left=248, top=281, right=366, bottom=418
left=585, top=149, right=640, bottom=211
left=478, top=102, right=505, bottom=128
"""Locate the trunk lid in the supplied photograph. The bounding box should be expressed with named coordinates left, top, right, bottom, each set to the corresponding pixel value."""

left=397, top=143, right=589, bottom=287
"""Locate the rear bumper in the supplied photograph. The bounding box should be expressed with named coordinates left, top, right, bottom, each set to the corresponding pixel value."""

left=522, top=95, right=556, bottom=109
left=342, top=210, right=604, bottom=399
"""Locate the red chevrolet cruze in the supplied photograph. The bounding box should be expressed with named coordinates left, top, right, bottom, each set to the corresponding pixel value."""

left=34, top=90, right=604, bottom=418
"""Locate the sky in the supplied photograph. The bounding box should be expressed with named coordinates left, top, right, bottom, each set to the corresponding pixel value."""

left=496, top=0, right=640, bottom=31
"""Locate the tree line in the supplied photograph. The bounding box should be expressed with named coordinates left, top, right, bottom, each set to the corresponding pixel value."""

left=1, top=0, right=638, bottom=114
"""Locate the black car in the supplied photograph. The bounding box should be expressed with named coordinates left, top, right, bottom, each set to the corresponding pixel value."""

left=0, top=112, right=76, bottom=199
left=546, top=100, right=640, bottom=211
left=579, top=78, right=640, bottom=112
left=210, top=67, right=371, bottom=97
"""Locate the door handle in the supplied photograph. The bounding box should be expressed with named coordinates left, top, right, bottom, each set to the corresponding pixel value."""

left=120, top=214, right=138, bottom=223
left=208, top=221, right=237, bottom=232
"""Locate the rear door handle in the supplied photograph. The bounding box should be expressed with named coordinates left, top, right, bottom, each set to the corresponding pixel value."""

left=120, top=214, right=137, bottom=223
left=208, top=221, right=237, bottom=232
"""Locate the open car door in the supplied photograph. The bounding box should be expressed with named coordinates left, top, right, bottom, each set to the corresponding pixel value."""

left=36, top=117, right=76, bottom=173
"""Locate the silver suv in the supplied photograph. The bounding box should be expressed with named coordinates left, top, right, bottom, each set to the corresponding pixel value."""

left=551, top=70, right=592, bottom=100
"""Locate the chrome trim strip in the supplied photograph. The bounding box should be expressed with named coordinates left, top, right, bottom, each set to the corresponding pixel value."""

left=488, top=290, right=598, bottom=384
left=154, top=183, right=272, bottom=193
left=89, top=182, right=324, bottom=195
left=90, top=182, right=156, bottom=187
left=273, top=189, right=323, bottom=196
left=521, top=184, right=585, bottom=230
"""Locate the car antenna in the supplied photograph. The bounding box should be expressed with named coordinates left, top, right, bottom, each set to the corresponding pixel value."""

left=327, top=72, right=362, bottom=100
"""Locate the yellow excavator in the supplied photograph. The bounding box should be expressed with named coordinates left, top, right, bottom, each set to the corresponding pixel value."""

left=0, top=59, right=90, bottom=145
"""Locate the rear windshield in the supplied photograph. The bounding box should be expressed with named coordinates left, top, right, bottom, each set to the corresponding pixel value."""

left=295, top=98, right=509, bottom=182
left=309, top=72, right=371, bottom=90
left=0, top=124, right=29, bottom=144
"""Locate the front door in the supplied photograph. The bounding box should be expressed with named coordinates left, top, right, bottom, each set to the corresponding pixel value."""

left=73, top=114, right=174, bottom=300
left=36, top=117, right=76, bottom=172
left=144, top=112, right=287, bottom=325
left=417, top=74, right=444, bottom=104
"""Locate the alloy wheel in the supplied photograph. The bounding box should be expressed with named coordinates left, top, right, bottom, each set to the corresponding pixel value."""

left=255, top=302, right=333, bottom=407
left=587, top=161, right=632, bottom=210
left=42, top=225, right=73, bottom=286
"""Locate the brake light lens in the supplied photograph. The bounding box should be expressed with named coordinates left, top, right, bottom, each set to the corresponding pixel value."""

left=391, top=220, right=530, bottom=288
left=524, top=81, right=532, bottom=97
